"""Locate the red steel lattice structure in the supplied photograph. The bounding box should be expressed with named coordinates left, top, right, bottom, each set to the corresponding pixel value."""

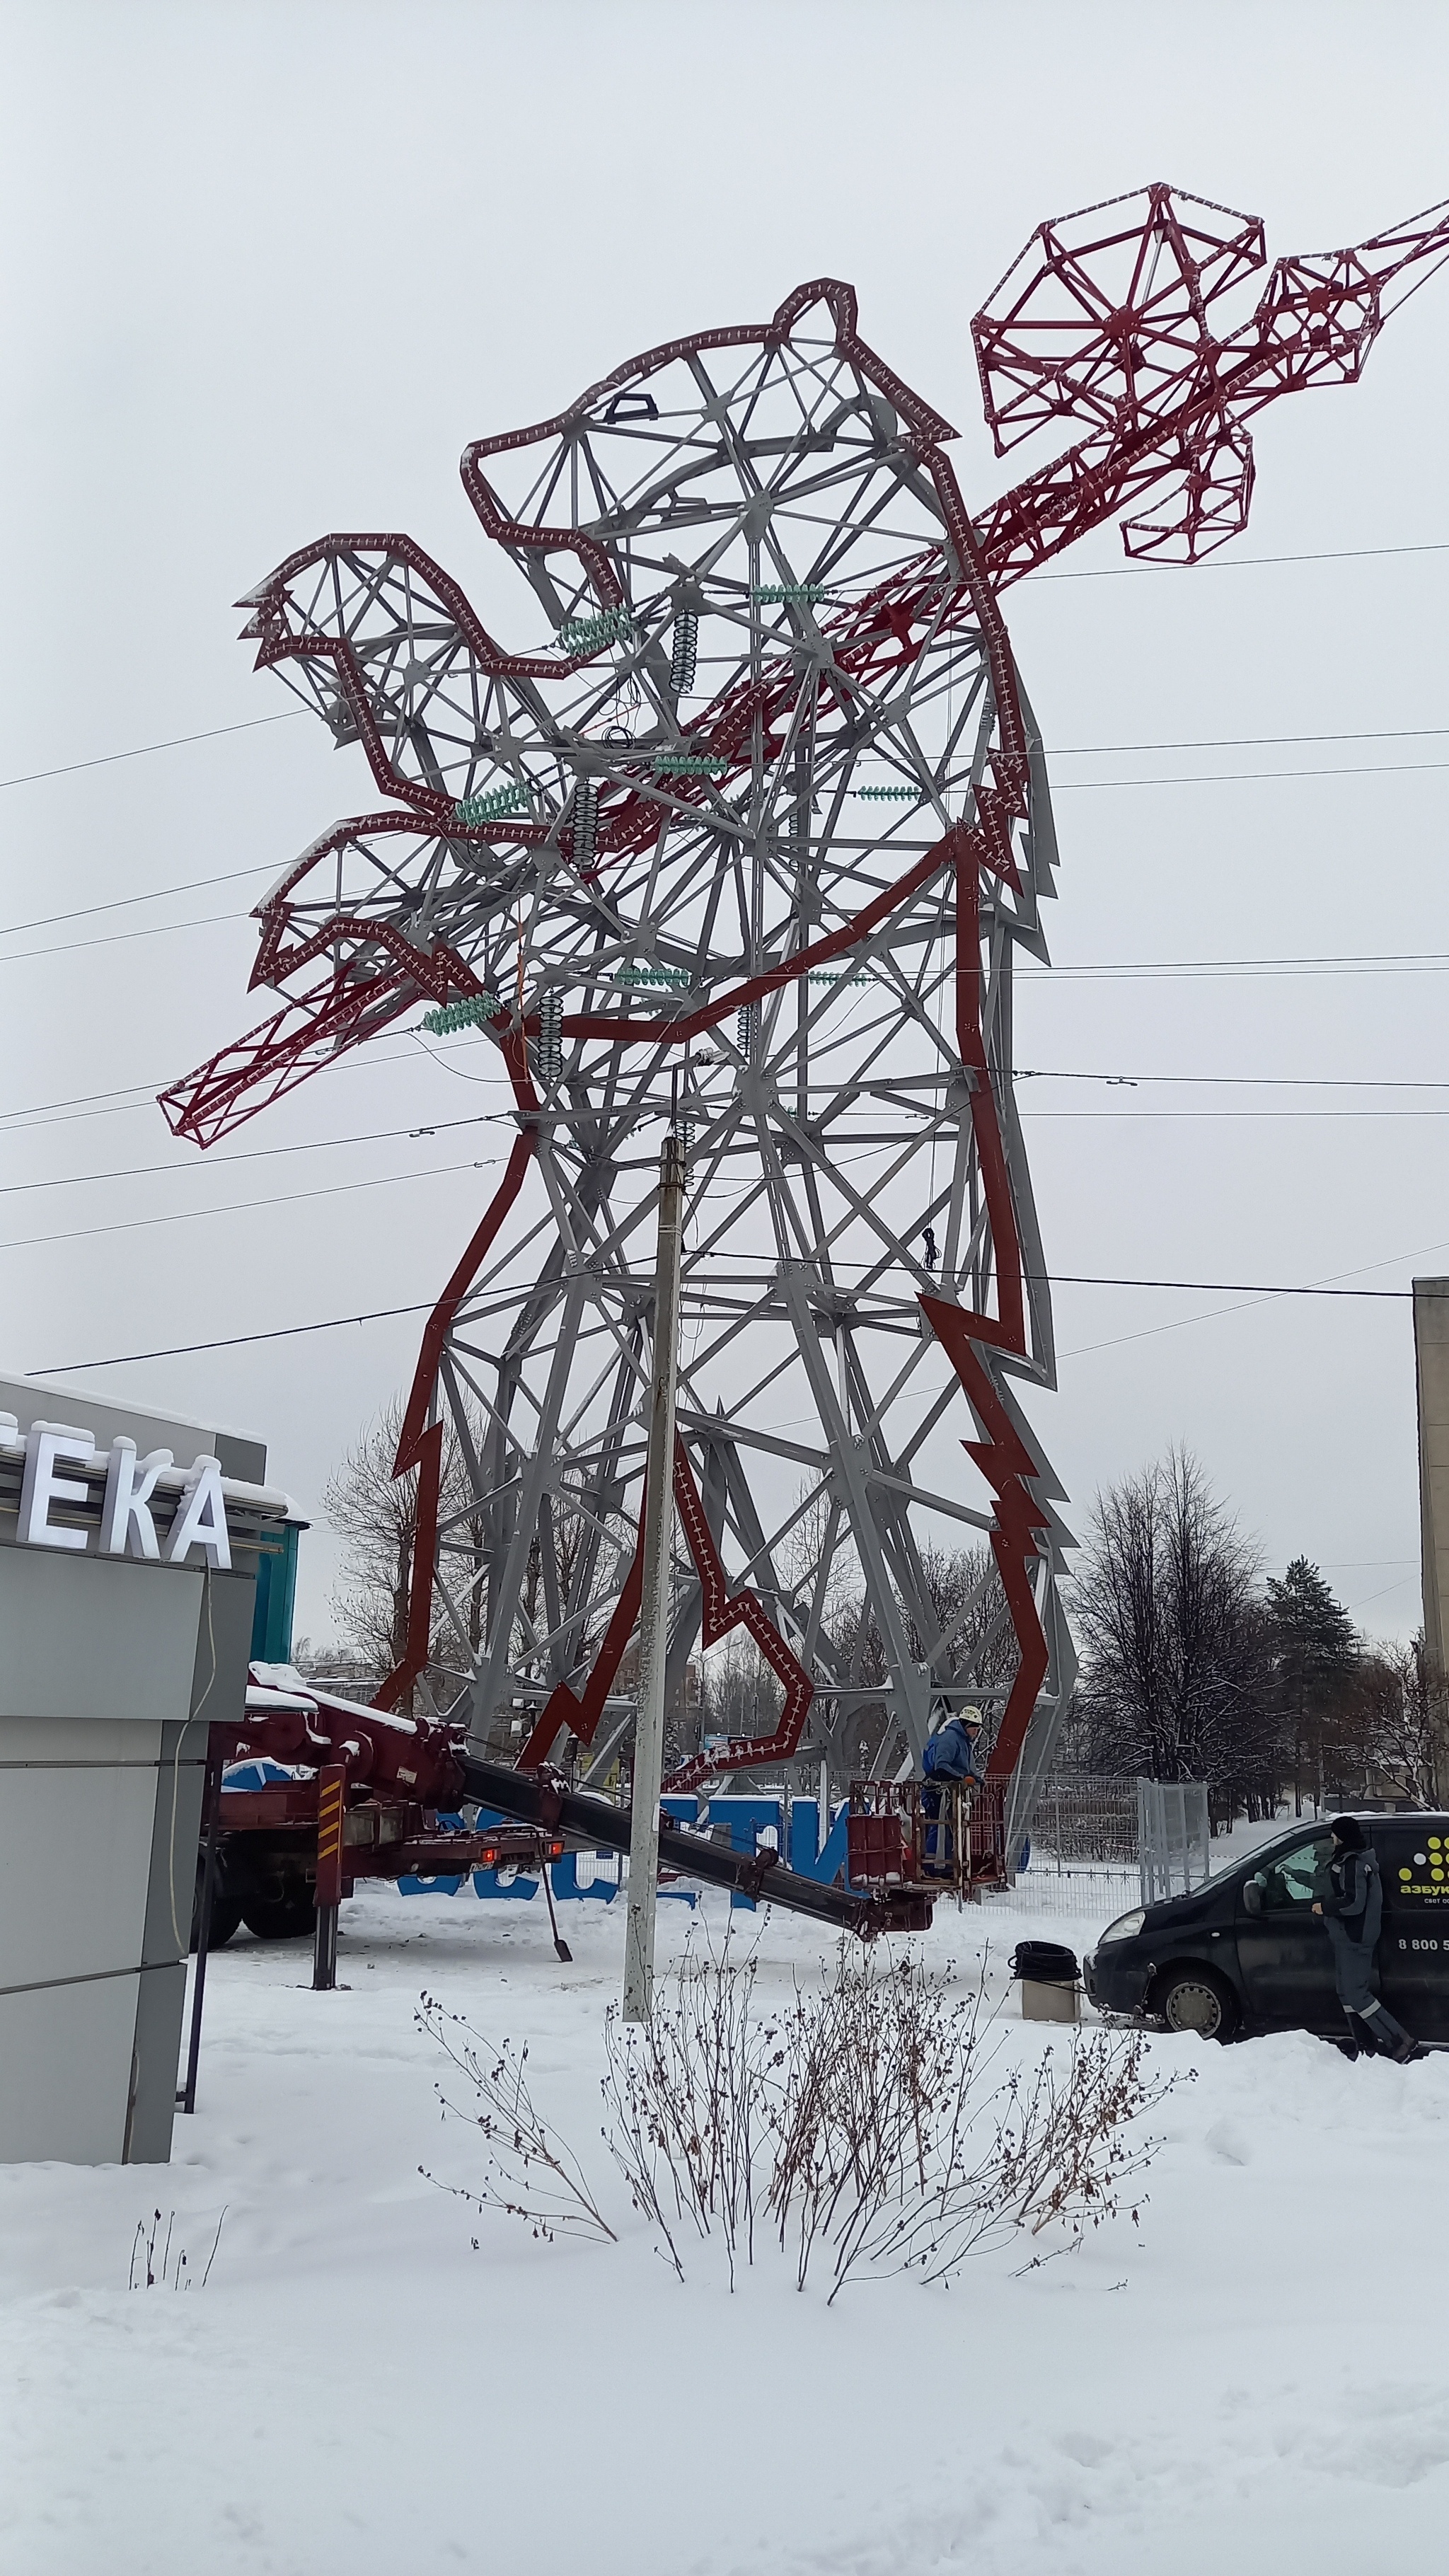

left=164, top=183, right=1449, bottom=1838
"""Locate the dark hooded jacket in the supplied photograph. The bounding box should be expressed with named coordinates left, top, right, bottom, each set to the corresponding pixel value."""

left=1314, top=1841, right=1384, bottom=1950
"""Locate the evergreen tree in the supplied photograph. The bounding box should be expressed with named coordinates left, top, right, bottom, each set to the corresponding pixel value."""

left=1264, top=1557, right=1359, bottom=1813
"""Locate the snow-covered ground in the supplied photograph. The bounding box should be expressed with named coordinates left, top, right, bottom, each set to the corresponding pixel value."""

left=4, top=1877, right=1446, bottom=2575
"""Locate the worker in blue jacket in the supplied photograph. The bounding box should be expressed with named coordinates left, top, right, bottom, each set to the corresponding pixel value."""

left=923, top=1706, right=988, bottom=1784
left=920, top=1708, right=986, bottom=1870
left=1312, top=1815, right=1419, bottom=2062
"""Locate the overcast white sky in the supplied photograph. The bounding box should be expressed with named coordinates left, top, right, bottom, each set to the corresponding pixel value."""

left=3, top=0, right=1447, bottom=1646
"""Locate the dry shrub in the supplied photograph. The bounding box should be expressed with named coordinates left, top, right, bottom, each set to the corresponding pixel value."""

left=417, top=1991, right=616, bottom=2246
left=599, top=1941, right=777, bottom=2286
left=423, top=1937, right=1175, bottom=2296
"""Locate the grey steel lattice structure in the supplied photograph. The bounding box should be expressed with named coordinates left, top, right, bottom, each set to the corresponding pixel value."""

left=165, top=185, right=1449, bottom=1842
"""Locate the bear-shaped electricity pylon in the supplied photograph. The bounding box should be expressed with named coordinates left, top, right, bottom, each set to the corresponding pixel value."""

left=165, top=182, right=1449, bottom=1838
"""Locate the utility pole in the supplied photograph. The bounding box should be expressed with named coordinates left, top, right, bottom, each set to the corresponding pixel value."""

left=623, top=1130, right=686, bottom=2024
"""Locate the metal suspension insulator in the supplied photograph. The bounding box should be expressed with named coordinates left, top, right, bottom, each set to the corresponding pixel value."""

left=572, top=780, right=599, bottom=872
left=736, top=1003, right=754, bottom=1063
left=536, top=988, right=564, bottom=1090
left=669, top=611, right=698, bottom=697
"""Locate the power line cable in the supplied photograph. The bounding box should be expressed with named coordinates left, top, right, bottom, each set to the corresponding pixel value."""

left=6, top=726, right=1445, bottom=948
left=0, top=710, right=300, bottom=792
left=8, top=1085, right=1449, bottom=1218
left=35, top=1261, right=1432, bottom=1378
left=1017, top=1066, right=1449, bottom=1090
left=7, top=1046, right=1449, bottom=1185
left=0, top=536, right=1438, bottom=802
left=0, top=864, right=273, bottom=941
left=1052, top=756, right=1449, bottom=792
left=1, top=1044, right=1441, bottom=1140
left=1056, top=1227, right=1449, bottom=1362
left=1020, top=950, right=1449, bottom=983
left=13, top=901, right=1449, bottom=986
left=1047, top=724, right=1449, bottom=756
left=0, top=1108, right=508, bottom=1198
left=0, top=1033, right=507, bottom=1136
left=1020, top=1107, right=1449, bottom=1121
left=35, top=1302, right=440, bottom=1376
left=0, top=1155, right=496, bottom=1258
left=4, top=737, right=1449, bottom=965
left=0, top=909, right=250, bottom=967
left=1029, top=537, right=1449, bottom=582
left=684, top=1254, right=1416, bottom=1295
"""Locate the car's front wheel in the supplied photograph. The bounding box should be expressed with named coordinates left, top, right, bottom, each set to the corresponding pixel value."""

left=1155, top=1964, right=1239, bottom=2042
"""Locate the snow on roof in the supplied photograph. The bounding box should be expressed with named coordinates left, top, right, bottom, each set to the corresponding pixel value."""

left=246, top=1663, right=422, bottom=1738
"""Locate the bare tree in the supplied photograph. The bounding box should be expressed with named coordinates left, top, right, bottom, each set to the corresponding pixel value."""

left=805, top=1537, right=1017, bottom=1782
left=324, top=1397, right=491, bottom=1713
left=1070, top=1448, right=1276, bottom=1789
left=1344, top=1634, right=1446, bottom=1806
left=324, top=1399, right=422, bottom=1692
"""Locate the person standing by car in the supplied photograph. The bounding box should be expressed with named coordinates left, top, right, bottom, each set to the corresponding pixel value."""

left=1312, top=1816, right=1419, bottom=2061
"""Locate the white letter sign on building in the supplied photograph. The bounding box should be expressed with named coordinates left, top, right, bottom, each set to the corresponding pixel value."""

left=18, top=1424, right=95, bottom=1553
left=163, top=1457, right=231, bottom=1569
left=2, top=1416, right=231, bottom=1569
left=100, top=1438, right=173, bottom=1561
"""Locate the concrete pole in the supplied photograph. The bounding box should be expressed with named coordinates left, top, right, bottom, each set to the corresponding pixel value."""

left=623, top=1133, right=686, bottom=2024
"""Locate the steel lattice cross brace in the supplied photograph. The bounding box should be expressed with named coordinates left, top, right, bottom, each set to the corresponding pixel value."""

left=163, top=184, right=1449, bottom=1849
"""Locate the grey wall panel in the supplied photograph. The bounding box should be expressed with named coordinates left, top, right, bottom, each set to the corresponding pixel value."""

left=0, top=1552, right=202, bottom=1726
left=129, top=1571, right=262, bottom=2162
left=140, top=1720, right=207, bottom=1985
left=126, top=1961, right=188, bottom=2162
left=0, top=1973, right=139, bottom=2164
left=0, top=1372, right=267, bottom=1486
left=184, top=1569, right=258, bottom=1729
left=132, top=1568, right=258, bottom=1975
left=0, top=1765, right=158, bottom=1991
left=211, top=1431, right=267, bottom=1482
left=0, top=1716, right=162, bottom=1767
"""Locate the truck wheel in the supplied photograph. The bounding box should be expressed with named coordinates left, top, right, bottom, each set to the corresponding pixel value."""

left=1155, top=1965, right=1239, bottom=2042
left=240, top=1889, right=316, bottom=1942
left=190, top=1856, right=243, bottom=1952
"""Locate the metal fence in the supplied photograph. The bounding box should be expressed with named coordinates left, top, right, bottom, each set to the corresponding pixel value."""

left=1136, top=1778, right=1211, bottom=1905
left=999, top=1775, right=1210, bottom=1919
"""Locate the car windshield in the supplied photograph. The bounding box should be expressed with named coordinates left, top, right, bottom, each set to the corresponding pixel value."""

left=1162, top=1825, right=1331, bottom=1902
left=1247, top=1832, right=1331, bottom=1908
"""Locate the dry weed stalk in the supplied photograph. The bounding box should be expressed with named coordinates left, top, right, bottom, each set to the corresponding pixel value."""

left=417, top=1991, right=616, bottom=2247
left=128, top=2206, right=226, bottom=2290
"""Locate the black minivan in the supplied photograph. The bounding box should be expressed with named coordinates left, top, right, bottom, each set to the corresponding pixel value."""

left=1083, top=1811, right=1449, bottom=2043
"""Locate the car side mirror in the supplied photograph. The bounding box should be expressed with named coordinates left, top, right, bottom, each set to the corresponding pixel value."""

left=1242, top=1880, right=1264, bottom=1917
